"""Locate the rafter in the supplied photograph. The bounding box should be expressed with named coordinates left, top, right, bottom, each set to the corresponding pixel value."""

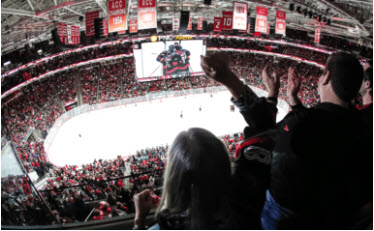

left=1, top=8, right=80, bottom=26
left=27, top=0, right=35, bottom=11
left=64, top=6, right=84, bottom=16
left=314, top=0, right=369, bottom=36
left=95, top=0, right=108, bottom=16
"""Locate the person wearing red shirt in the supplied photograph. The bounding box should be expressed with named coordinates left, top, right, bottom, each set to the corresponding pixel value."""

left=93, top=209, right=103, bottom=220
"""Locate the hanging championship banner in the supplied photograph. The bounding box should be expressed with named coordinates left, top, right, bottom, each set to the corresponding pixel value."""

left=108, top=0, right=127, bottom=33
left=266, top=22, right=270, bottom=34
left=58, top=23, right=80, bottom=45
left=103, top=19, right=109, bottom=36
left=275, top=10, right=286, bottom=36
left=232, top=2, right=247, bottom=30
left=222, top=11, right=233, bottom=31
left=173, top=17, right=180, bottom=31
left=314, top=27, right=321, bottom=43
left=213, top=17, right=223, bottom=32
left=247, top=18, right=251, bottom=34
left=129, top=19, right=138, bottom=33
left=187, top=17, right=192, bottom=30
left=198, top=17, right=204, bottom=30
left=85, top=11, right=100, bottom=37
left=255, top=6, right=268, bottom=33
left=138, top=0, right=157, bottom=30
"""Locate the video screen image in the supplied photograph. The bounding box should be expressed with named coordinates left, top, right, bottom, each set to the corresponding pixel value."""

left=134, top=40, right=206, bottom=81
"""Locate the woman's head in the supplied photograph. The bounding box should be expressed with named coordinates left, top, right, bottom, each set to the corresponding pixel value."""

left=157, top=128, right=233, bottom=229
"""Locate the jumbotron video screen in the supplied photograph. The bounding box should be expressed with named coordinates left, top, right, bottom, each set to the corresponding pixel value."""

left=134, top=40, right=206, bottom=81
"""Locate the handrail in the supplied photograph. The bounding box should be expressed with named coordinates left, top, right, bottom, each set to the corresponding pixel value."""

left=84, top=208, right=95, bottom=222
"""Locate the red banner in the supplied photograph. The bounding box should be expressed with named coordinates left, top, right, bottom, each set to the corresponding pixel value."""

left=314, top=27, right=321, bottom=44
left=173, top=17, right=179, bottom=31
left=255, top=6, right=268, bottom=33
left=108, top=0, right=127, bottom=33
left=58, top=23, right=80, bottom=45
left=275, top=10, right=286, bottom=36
left=222, top=11, right=233, bottom=31
left=198, top=17, right=204, bottom=30
left=213, top=17, right=223, bottom=32
left=85, top=11, right=100, bottom=37
left=103, top=19, right=108, bottom=36
left=187, top=17, right=192, bottom=30
left=233, top=2, right=247, bottom=30
left=138, top=0, right=156, bottom=30
left=129, top=19, right=138, bottom=33
left=118, top=30, right=127, bottom=34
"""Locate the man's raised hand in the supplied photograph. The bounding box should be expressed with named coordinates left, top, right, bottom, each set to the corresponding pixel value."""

left=286, top=67, right=302, bottom=106
left=262, top=64, right=280, bottom=98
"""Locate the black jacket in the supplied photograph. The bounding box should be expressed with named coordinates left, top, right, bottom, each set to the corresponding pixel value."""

left=271, top=102, right=373, bottom=228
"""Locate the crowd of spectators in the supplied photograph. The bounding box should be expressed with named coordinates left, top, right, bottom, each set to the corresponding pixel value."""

left=2, top=50, right=323, bottom=175
left=1, top=43, right=132, bottom=93
left=1, top=130, right=244, bottom=226
left=1, top=40, right=369, bottom=228
left=3, top=35, right=359, bottom=95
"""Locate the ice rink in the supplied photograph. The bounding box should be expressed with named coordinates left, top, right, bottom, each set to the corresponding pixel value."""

left=47, top=91, right=287, bottom=166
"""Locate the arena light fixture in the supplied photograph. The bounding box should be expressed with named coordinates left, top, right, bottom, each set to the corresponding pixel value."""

left=150, top=35, right=158, bottom=42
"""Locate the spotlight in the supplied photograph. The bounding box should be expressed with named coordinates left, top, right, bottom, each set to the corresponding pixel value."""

left=297, top=6, right=302, bottom=13
left=308, top=11, right=313, bottom=18
left=289, top=3, right=294, bottom=11
left=303, top=9, right=308, bottom=17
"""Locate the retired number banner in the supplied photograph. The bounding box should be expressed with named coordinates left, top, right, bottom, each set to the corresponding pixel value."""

left=173, top=17, right=180, bottom=31
left=58, top=23, right=80, bottom=45
left=198, top=17, right=204, bottom=30
left=255, top=6, right=268, bottom=33
left=222, top=11, right=233, bottom=31
left=129, top=19, right=138, bottom=33
left=103, top=19, right=109, bottom=36
left=213, top=17, right=223, bottom=32
left=232, top=2, right=247, bottom=30
left=138, top=0, right=156, bottom=30
left=108, top=0, right=127, bottom=33
left=276, top=10, right=286, bottom=36
left=187, top=17, right=192, bottom=30
left=314, top=27, right=321, bottom=44
left=85, top=11, right=100, bottom=37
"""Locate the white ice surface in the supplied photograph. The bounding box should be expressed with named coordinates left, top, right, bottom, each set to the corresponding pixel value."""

left=47, top=91, right=287, bottom=166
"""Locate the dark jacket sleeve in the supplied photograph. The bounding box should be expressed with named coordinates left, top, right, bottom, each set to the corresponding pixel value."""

left=230, top=85, right=278, bottom=220
left=231, top=85, right=278, bottom=139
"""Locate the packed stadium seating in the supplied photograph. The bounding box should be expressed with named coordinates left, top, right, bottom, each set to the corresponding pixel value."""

left=1, top=31, right=370, bottom=228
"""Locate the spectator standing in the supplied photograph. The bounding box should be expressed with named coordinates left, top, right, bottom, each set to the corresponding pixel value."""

left=262, top=52, right=372, bottom=229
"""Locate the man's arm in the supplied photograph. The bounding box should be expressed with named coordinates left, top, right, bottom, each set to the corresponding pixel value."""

left=200, top=53, right=279, bottom=138
left=276, top=67, right=308, bottom=128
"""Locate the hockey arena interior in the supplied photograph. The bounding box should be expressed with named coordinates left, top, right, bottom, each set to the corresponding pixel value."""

left=1, top=0, right=373, bottom=229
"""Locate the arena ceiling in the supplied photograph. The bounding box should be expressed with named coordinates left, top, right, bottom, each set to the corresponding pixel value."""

left=1, top=0, right=373, bottom=54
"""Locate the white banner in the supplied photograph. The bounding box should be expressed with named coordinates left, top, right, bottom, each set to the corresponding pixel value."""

left=173, top=17, right=180, bottom=31
left=232, top=2, right=248, bottom=30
